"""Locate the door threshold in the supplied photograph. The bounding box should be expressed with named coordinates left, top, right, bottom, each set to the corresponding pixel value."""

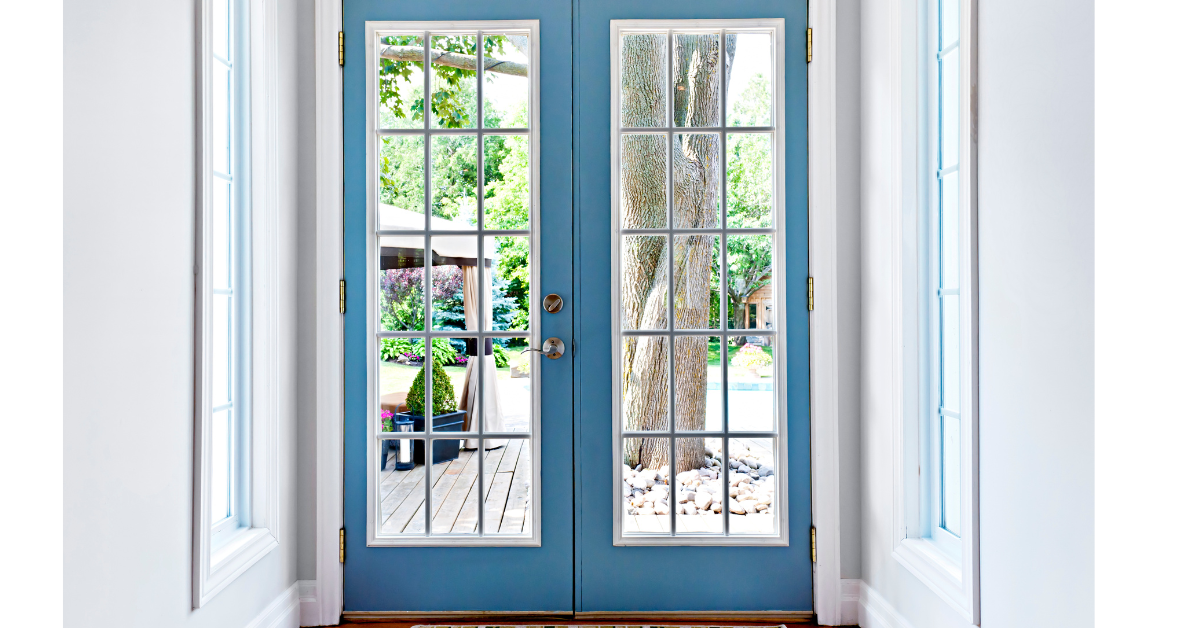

left=340, top=610, right=816, bottom=624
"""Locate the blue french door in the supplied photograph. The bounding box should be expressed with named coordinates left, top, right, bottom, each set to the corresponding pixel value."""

left=343, top=0, right=810, bottom=614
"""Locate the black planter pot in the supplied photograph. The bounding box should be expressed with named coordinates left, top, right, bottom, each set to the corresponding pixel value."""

left=397, top=410, right=466, bottom=465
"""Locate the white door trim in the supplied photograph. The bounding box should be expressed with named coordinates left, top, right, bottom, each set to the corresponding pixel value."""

left=313, top=0, right=344, bottom=624
left=808, top=0, right=845, bottom=623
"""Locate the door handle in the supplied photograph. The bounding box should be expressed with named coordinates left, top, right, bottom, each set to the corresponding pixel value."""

left=522, top=337, right=565, bottom=360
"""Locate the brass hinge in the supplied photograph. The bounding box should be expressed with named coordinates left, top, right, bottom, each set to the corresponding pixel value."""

left=339, top=528, right=346, bottom=563
left=807, top=277, right=815, bottom=311
left=810, top=526, right=817, bottom=563
left=339, top=279, right=346, bottom=314
left=806, top=28, right=813, bottom=63
left=338, top=31, right=345, bottom=66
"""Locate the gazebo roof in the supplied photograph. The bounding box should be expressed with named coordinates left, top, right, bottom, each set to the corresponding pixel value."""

left=378, top=204, right=496, bottom=269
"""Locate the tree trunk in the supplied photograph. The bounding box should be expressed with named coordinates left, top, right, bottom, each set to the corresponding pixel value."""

left=621, top=33, right=733, bottom=474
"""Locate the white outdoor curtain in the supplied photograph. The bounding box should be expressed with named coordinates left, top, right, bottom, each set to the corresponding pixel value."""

left=460, top=264, right=505, bottom=449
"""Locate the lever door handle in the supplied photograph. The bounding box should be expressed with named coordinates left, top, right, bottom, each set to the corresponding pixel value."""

left=521, top=337, right=565, bottom=360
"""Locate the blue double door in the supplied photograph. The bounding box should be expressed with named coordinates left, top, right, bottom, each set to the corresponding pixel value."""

left=343, top=0, right=811, bottom=614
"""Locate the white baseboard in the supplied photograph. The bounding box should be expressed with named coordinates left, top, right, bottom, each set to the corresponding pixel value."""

left=298, top=580, right=321, bottom=627
left=245, top=582, right=300, bottom=628
left=839, top=579, right=861, bottom=625
left=857, top=581, right=916, bottom=628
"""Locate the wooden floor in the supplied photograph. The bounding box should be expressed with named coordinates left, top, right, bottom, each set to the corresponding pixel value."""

left=380, top=439, right=532, bottom=535
left=336, top=620, right=825, bottom=627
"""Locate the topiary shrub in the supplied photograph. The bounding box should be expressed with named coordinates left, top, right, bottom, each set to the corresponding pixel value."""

left=405, top=361, right=458, bottom=417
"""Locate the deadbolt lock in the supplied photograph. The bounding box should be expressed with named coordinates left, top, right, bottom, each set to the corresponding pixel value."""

left=543, top=293, right=564, bottom=313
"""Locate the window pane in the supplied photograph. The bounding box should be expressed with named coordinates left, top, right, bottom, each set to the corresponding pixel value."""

left=379, top=438, right=427, bottom=535
left=673, top=235, right=719, bottom=330
left=378, top=135, right=425, bottom=226
left=621, top=235, right=668, bottom=330
left=391, top=338, right=472, bottom=433
left=213, top=63, right=231, bottom=176
left=211, top=408, right=231, bottom=523
left=941, top=414, right=961, bottom=535
left=378, top=253, right=425, bottom=333
left=620, top=33, right=668, bottom=128
left=726, top=234, right=773, bottom=330
left=213, top=177, right=231, bottom=290
left=483, top=34, right=529, bottom=129
left=379, top=34, right=426, bottom=130
left=941, top=0, right=960, bottom=48
left=727, top=437, right=776, bottom=534
left=726, top=32, right=772, bottom=127
left=488, top=236, right=529, bottom=331
left=431, top=135, right=478, bottom=224
left=674, top=437, right=724, bottom=534
left=672, top=33, right=721, bottom=128
left=427, top=443, right=478, bottom=534
left=430, top=34, right=478, bottom=129
left=940, top=170, right=960, bottom=289
left=726, top=133, right=773, bottom=228
left=729, top=340, right=775, bottom=432
left=941, top=294, right=961, bottom=412
left=212, top=293, right=232, bottom=407
left=673, top=133, right=720, bottom=228
left=940, top=48, right=960, bottom=168
left=423, top=236, right=471, bottom=330
left=212, top=0, right=229, bottom=61
left=482, top=439, right=533, bottom=534
left=484, top=134, right=530, bottom=229
left=674, top=336, right=720, bottom=432
left=621, top=336, right=670, bottom=432
left=620, top=134, right=668, bottom=229
left=379, top=336, right=422, bottom=414
left=489, top=338, right=531, bottom=432
left=622, top=437, right=671, bottom=534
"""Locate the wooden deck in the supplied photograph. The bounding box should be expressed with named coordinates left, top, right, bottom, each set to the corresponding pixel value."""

left=380, top=440, right=532, bottom=535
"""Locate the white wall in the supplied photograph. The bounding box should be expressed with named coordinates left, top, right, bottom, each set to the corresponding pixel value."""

left=856, top=0, right=1094, bottom=625
left=63, top=0, right=304, bottom=625
left=976, top=0, right=1094, bottom=624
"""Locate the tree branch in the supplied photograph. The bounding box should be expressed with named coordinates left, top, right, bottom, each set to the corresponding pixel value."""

left=379, top=45, right=528, bottom=77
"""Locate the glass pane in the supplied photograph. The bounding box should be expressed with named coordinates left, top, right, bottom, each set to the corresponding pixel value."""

left=212, top=293, right=232, bottom=406
left=427, top=236, right=475, bottom=330
left=430, top=34, right=478, bottom=129
left=726, top=234, right=773, bottom=330
left=727, top=437, right=777, bottom=534
left=483, top=33, right=529, bottom=128
left=379, top=34, right=426, bottom=129
left=428, top=443, right=479, bottom=534
left=941, top=295, right=961, bottom=412
left=622, top=437, right=671, bottom=534
left=620, top=235, right=668, bottom=330
left=211, top=408, right=231, bottom=523
left=941, top=0, right=960, bottom=48
left=213, top=63, right=231, bottom=175
left=379, top=336, right=423, bottom=420
left=379, top=438, right=427, bottom=535
left=620, top=134, right=668, bottom=229
left=726, top=133, right=773, bottom=228
left=212, top=0, right=229, bottom=61
left=726, top=32, right=773, bottom=127
left=940, top=48, right=960, bottom=168
left=673, top=235, right=719, bottom=329
left=402, top=337, right=472, bottom=433
left=213, top=177, right=231, bottom=290
left=483, top=439, right=533, bottom=534
left=620, top=33, right=668, bottom=128
left=673, top=133, right=720, bottom=228
left=484, top=134, right=530, bottom=229
left=940, top=170, right=960, bottom=289
left=671, top=33, right=720, bottom=128
left=728, top=340, right=775, bottom=432
left=674, top=336, right=720, bottom=432
left=378, top=250, right=425, bottom=333
left=941, top=414, right=962, bottom=535
left=621, top=336, right=670, bottom=432
left=674, top=437, right=724, bottom=533
left=489, top=338, right=531, bottom=432
left=431, top=135, right=478, bottom=225
left=488, top=236, right=529, bottom=331
left=378, top=135, right=425, bottom=226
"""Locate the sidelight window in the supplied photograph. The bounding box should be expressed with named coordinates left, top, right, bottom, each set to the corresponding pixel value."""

left=611, top=22, right=787, bottom=543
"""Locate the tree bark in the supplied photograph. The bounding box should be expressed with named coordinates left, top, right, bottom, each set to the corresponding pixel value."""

left=379, top=45, right=528, bottom=77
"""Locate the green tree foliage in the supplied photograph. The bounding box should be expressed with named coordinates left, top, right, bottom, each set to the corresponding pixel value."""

left=380, top=34, right=510, bottom=129
left=405, top=361, right=458, bottom=417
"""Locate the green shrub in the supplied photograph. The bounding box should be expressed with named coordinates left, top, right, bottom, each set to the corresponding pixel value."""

left=379, top=337, right=413, bottom=361
left=405, top=361, right=459, bottom=417
left=493, top=345, right=510, bottom=368
left=731, top=344, right=773, bottom=370
left=412, top=337, right=457, bottom=366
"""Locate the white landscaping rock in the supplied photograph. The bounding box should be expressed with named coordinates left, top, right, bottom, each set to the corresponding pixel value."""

left=695, top=492, right=713, bottom=510
left=654, top=502, right=670, bottom=515
left=683, top=503, right=698, bottom=516
left=730, top=501, right=746, bottom=514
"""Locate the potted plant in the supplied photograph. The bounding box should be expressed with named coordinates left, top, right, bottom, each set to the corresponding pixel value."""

left=731, top=344, right=773, bottom=377
left=396, top=360, right=465, bottom=465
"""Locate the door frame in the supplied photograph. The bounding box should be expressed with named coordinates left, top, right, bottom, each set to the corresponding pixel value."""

left=311, top=0, right=843, bottom=623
